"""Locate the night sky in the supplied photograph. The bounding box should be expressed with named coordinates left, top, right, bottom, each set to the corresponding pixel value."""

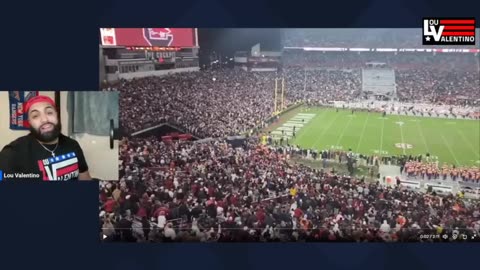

left=198, top=28, right=282, bottom=56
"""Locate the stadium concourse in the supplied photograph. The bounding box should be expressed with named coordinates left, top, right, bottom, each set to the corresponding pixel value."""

left=100, top=51, right=480, bottom=242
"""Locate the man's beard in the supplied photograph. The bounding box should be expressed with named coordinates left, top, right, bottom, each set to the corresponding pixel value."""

left=30, top=122, right=62, bottom=143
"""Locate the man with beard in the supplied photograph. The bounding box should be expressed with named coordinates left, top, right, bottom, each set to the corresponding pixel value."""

left=0, top=95, right=91, bottom=180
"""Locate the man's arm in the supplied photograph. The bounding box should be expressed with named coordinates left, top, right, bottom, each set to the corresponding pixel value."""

left=79, top=171, right=92, bottom=180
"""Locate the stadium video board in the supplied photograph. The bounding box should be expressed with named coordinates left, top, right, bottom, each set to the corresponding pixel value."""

left=100, top=28, right=198, bottom=47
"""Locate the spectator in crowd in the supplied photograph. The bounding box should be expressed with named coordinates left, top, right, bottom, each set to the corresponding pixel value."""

left=100, top=138, right=480, bottom=242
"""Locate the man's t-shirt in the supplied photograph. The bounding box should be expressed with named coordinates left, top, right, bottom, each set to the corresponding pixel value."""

left=0, top=133, right=88, bottom=181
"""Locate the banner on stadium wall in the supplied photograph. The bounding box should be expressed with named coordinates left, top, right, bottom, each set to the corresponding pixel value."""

left=9, top=91, right=39, bottom=130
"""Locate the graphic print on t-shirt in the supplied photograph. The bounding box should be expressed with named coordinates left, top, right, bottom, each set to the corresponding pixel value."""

left=37, top=152, right=79, bottom=181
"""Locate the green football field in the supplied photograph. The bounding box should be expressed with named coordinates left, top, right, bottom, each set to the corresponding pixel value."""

left=277, top=107, right=480, bottom=167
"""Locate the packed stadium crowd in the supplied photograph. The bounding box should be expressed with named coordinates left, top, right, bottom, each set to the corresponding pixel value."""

left=283, top=52, right=479, bottom=71
left=284, top=70, right=478, bottom=107
left=285, top=68, right=362, bottom=103
left=101, top=138, right=480, bottom=242
left=395, top=69, right=479, bottom=105
left=118, top=70, right=284, bottom=137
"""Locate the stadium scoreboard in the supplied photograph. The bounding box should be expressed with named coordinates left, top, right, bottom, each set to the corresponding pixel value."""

left=100, top=28, right=198, bottom=48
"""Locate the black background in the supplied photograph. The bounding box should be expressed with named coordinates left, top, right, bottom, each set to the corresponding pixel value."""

left=0, top=0, right=479, bottom=269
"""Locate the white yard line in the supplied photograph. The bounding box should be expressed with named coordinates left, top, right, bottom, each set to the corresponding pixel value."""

left=355, top=112, right=370, bottom=153
left=334, top=113, right=355, bottom=148
left=415, top=118, right=430, bottom=154
left=456, top=128, right=480, bottom=159
left=380, top=116, right=385, bottom=154
left=396, top=114, right=406, bottom=155
left=310, top=110, right=341, bottom=149
left=440, top=134, right=460, bottom=166
left=294, top=109, right=327, bottom=143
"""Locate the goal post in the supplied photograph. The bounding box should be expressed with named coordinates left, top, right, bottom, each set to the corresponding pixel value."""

left=274, top=77, right=285, bottom=115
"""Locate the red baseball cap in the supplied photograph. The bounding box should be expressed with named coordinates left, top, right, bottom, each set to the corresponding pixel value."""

left=23, top=95, right=57, bottom=128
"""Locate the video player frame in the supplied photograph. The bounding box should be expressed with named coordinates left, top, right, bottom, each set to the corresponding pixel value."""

left=99, top=28, right=480, bottom=243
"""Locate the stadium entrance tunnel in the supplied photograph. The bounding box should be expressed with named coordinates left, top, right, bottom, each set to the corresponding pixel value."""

left=129, top=122, right=199, bottom=141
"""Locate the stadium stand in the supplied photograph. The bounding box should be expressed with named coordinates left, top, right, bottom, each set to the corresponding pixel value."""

left=100, top=138, right=480, bottom=242
left=101, top=31, right=480, bottom=242
left=118, top=70, right=282, bottom=137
